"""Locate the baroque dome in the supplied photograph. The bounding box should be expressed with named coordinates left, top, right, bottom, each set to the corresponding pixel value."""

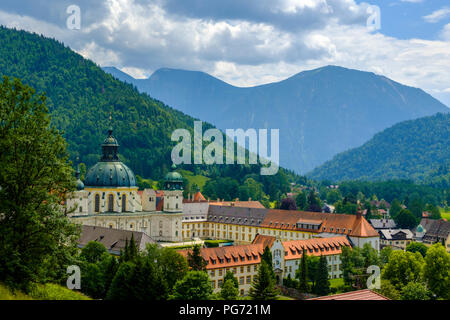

left=84, top=127, right=137, bottom=188
left=84, top=161, right=136, bottom=187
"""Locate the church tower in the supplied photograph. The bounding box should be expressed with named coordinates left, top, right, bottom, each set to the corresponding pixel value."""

left=163, top=164, right=183, bottom=213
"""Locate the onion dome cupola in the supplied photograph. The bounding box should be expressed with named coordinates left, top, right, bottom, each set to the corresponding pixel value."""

left=84, top=125, right=137, bottom=188
left=75, top=161, right=84, bottom=191
left=163, top=164, right=183, bottom=190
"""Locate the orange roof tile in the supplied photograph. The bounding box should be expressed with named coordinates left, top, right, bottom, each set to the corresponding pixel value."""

left=252, top=234, right=276, bottom=248
left=282, top=236, right=351, bottom=260
left=179, top=244, right=264, bottom=270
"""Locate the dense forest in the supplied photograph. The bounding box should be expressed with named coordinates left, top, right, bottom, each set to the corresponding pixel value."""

left=308, top=113, right=450, bottom=184
left=0, top=26, right=296, bottom=202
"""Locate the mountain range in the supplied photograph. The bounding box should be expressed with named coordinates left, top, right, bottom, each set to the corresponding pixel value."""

left=0, top=26, right=294, bottom=200
left=103, top=65, right=449, bottom=174
left=308, top=112, right=450, bottom=185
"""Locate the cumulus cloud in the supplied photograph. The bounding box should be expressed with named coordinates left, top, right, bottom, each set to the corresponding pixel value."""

left=0, top=0, right=448, bottom=106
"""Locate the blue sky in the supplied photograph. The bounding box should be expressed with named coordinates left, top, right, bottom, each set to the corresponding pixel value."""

left=367, top=0, right=449, bottom=40
left=0, top=0, right=449, bottom=106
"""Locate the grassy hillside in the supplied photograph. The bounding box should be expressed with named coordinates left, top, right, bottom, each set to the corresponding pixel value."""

left=308, top=113, right=450, bottom=184
left=0, top=283, right=91, bottom=300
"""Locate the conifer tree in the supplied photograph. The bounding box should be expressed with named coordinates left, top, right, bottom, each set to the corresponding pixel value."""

left=187, top=245, right=207, bottom=271
left=314, top=255, right=330, bottom=296
left=261, top=246, right=275, bottom=280
left=297, top=249, right=309, bottom=292
left=249, top=261, right=279, bottom=300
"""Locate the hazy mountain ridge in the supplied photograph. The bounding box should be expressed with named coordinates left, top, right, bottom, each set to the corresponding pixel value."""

left=103, top=65, right=449, bottom=174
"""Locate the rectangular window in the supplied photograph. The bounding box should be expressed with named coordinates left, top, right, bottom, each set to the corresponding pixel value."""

left=239, top=277, right=244, bottom=285
left=240, top=266, right=244, bottom=273
left=246, top=276, right=251, bottom=284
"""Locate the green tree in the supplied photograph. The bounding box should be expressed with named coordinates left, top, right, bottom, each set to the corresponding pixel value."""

left=187, top=245, right=207, bottom=271
left=314, top=255, right=330, bottom=296
left=401, top=282, right=430, bottom=300
left=394, top=209, right=418, bottom=229
left=249, top=261, right=279, bottom=300
left=425, top=204, right=441, bottom=220
left=409, top=196, right=425, bottom=220
left=406, top=242, right=428, bottom=258
left=389, top=199, right=402, bottom=218
left=306, top=189, right=321, bottom=212
left=220, top=279, right=239, bottom=300
left=376, top=279, right=401, bottom=300
left=326, top=189, right=341, bottom=205
left=296, top=249, right=309, bottom=293
left=380, top=246, right=393, bottom=266
left=80, top=261, right=105, bottom=299
left=0, top=77, right=79, bottom=291
left=170, top=271, right=213, bottom=300
left=99, top=253, right=118, bottom=297
left=296, top=191, right=307, bottom=210
left=223, top=271, right=239, bottom=289
left=423, top=243, right=450, bottom=299
left=159, top=248, right=189, bottom=293
left=106, top=262, right=135, bottom=300
left=261, top=246, right=275, bottom=280
left=80, top=241, right=108, bottom=264
left=382, top=251, right=424, bottom=290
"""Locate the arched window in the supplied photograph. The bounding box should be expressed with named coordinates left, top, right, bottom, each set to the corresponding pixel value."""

left=122, top=194, right=127, bottom=212
left=94, top=194, right=100, bottom=212
left=108, top=194, right=114, bottom=212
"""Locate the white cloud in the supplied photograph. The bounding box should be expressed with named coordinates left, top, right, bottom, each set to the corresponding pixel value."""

left=423, top=6, right=450, bottom=23
left=0, top=0, right=449, bottom=102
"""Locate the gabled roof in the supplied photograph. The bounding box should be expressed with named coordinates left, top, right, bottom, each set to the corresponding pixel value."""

left=207, top=206, right=378, bottom=238
left=369, top=219, right=397, bottom=229
left=252, top=234, right=276, bottom=248
left=78, top=225, right=156, bottom=255
left=282, top=236, right=351, bottom=260
left=379, top=229, right=414, bottom=240
left=308, top=289, right=390, bottom=300
left=178, top=243, right=264, bottom=269
left=421, top=218, right=450, bottom=241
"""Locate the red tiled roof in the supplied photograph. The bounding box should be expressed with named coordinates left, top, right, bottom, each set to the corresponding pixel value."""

left=309, top=289, right=390, bottom=300
left=282, top=236, right=351, bottom=260
left=194, top=191, right=206, bottom=201
left=179, top=244, right=264, bottom=270
left=252, top=234, right=276, bottom=248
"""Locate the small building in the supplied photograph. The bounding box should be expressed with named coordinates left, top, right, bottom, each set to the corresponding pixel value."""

left=419, top=218, right=450, bottom=252
left=369, top=219, right=397, bottom=231
left=379, top=229, right=414, bottom=250
left=78, top=225, right=156, bottom=255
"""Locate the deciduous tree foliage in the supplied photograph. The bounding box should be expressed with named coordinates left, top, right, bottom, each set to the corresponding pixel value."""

left=0, top=77, right=79, bottom=291
left=423, top=244, right=450, bottom=299
left=170, top=271, right=212, bottom=300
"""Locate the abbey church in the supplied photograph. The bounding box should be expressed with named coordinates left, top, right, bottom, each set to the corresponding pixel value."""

left=68, top=126, right=380, bottom=254
left=67, top=126, right=184, bottom=242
